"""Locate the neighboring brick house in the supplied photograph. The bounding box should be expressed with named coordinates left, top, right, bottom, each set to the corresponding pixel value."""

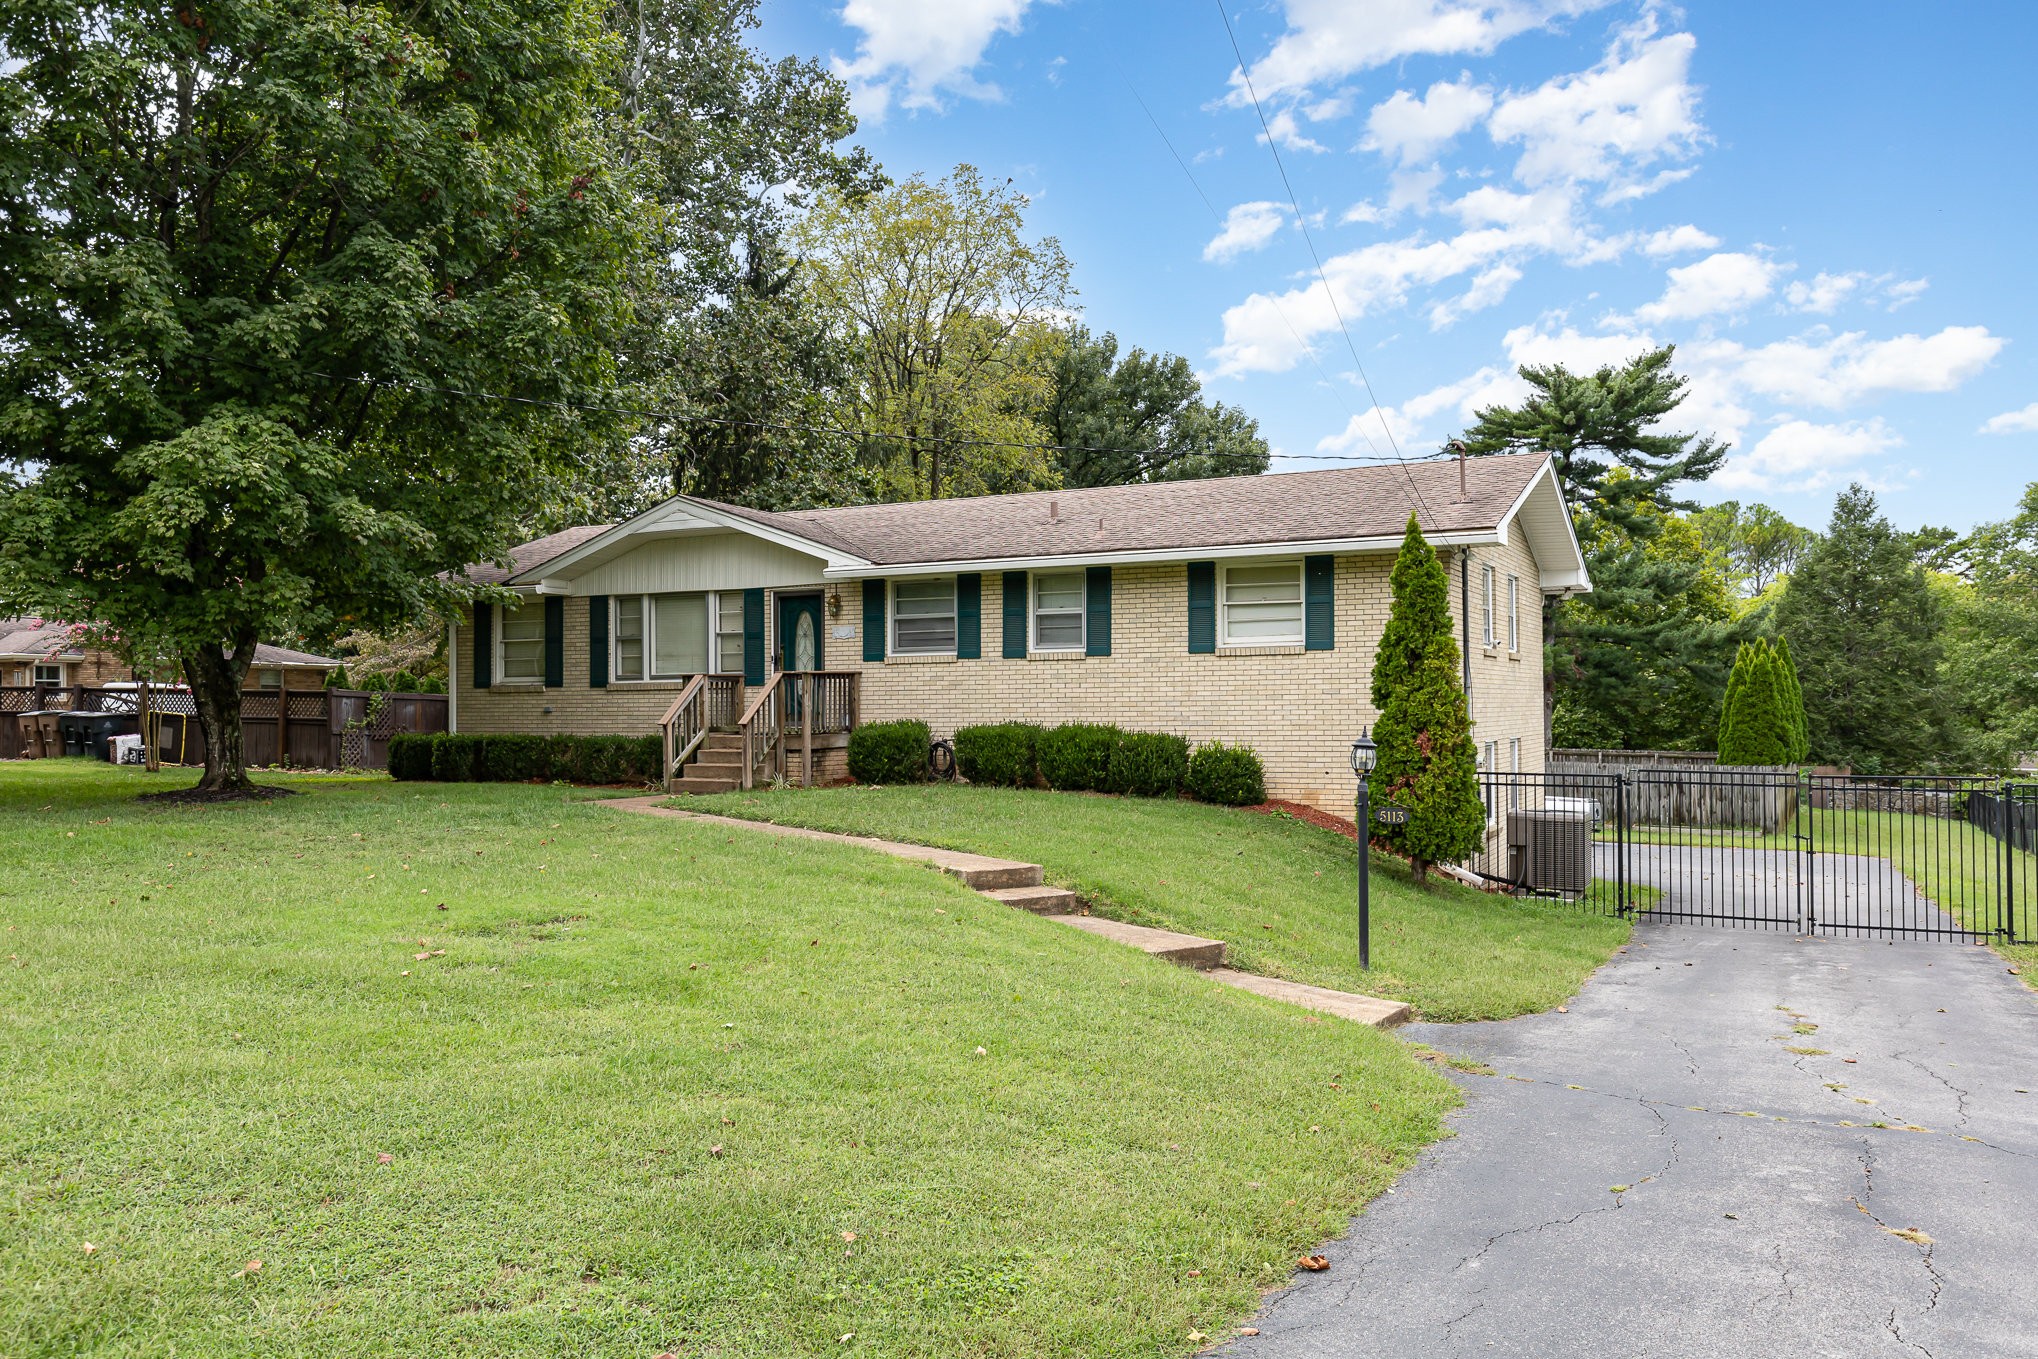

left=0, top=619, right=338, bottom=691
left=449, top=452, right=1588, bottom=812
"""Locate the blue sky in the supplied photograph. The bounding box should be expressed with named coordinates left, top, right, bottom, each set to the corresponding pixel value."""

left=755, top=1, right=2037, bottom=532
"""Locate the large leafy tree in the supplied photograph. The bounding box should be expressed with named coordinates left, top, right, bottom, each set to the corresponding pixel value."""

left=1943, top=482, right=2038, bottom=771
left=1039, top=327, right=1269, bottom=487
left=1691, top=500, right=1816, bottom=595
left=1370, top=517, right=1486, bottom=881
left=1775, top=485, right=1954, bottom=773
left=0, top=0, right=649, bottom=795
left=1459, top=346, right=1736, bottom=748
left=793, top=166, right=1074, bottom=501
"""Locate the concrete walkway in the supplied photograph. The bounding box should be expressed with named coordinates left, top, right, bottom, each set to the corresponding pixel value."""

left=1220, top=923, right=2038, bottom=1358
left=599, top=797, right=1410, bottom=1028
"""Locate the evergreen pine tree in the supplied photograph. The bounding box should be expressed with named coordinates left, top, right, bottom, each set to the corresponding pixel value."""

left=1370, top=517, right=1486, bottom=881
left=1772, top=634, right=1810, bottom=763
left=1716, top=642, right=1751, bottom=757
left=1775, top=485, right=1953, bottom=772
left=1718, top=641, right=1793, bottom=765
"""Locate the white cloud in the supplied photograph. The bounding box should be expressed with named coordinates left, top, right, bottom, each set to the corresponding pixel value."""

left=1259, top=109, right=1330, bottom=154
left=1716, top=417, right=1901, bottom=492
left=1361, top=78, right=1494, bottom=164
left=1315, top=366, right=1524, bottom=455
left=834, top=0, right=1037, bottom=118
left=1233, top=0, right=1615, bottom=101
left=1632, top=251, right=1782, bottom=323
left=1204, top=201, right=1289, bottom=263
left=1700, top=325, right=2006, bottom=408
left=1386, top=164, right=1448, bottom=214
left=1303, top=93, right=1355, bottom=121
left=1883, top=277, right=1929, bottom=309
left=1342, top=200, right=1387, bottom=225
left=1784, top=271, right=1864, bottom=314
left=1642, top=224, right=1719, bottom=257
left=1501, top=320, right=1659, bottom=373
left=1429, top=264, right=1523, bottom=329
left=1980, top=402, right=2038, bottom=435
left=1487, top=21, right=1704, bottom=194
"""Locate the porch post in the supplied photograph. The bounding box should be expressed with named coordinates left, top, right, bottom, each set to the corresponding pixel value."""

left=802, top=673, right=815, bottom=788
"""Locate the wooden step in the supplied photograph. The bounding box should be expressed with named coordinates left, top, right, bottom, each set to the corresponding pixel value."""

left=699, top=733, right=744, bottom=752
left=984, top=884, right=1077, bottom=915
left=685, top=756, right=744, bottom=778
left=669, top=775, right=740, bottom=795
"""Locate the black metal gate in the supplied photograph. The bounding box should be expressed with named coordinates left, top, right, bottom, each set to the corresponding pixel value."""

left=1472, top=770, right=2036, bottom=944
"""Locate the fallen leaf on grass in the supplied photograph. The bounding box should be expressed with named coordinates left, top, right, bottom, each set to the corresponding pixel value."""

left=235, top=1259, right=261, bottom=1277
left=708, top=1145, right=723, bottom=1157
left=376, top=1152, right=393, bottom=1165
left=1296, top=1254, right=1329, bottom=1272
left=840, top=1231, right=857, bottom=1243
left=1187, top=1330, right=1208, bottom=1344
left=414, top=952, right=430, bottom=961
left=81, top=1242, right=95, bottom=1255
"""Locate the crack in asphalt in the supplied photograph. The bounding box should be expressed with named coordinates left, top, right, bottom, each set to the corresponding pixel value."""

left=1891, top=1048, right=1973, bottom=1130
left=1854, top=1145, right=1946, bottom=1357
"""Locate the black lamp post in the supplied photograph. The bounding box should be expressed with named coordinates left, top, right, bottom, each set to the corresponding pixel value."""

left=1351, top=729, right=1378, bottom=971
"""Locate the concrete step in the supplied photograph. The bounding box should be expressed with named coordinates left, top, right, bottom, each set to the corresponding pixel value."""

left=669, top=775, right=740, bottom=794
left=1207, top=968, right=1412, bottom=1028
left=941, top=859, right=1043, bottom=891
left=1053, top=916, right=1226, bottom=970
left=984, top=884, right=1078, bottom=915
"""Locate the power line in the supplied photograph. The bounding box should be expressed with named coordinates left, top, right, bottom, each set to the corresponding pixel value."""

left=297, top=367, right=1434, bottom=465
left=1214, top=3, right=1442, bottom=525
left=1115, top=64, right=1391, bottom=466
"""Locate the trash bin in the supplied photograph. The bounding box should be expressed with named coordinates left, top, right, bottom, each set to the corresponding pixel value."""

left=56, top=712, right=138, bottom=761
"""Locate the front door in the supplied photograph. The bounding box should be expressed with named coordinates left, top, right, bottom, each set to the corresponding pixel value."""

left=777, top=593, right=823, bottom=726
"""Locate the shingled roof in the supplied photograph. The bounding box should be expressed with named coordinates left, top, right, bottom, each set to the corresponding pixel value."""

left=701, top=452, right=1551, bottom=567
left=459, top=525, right=613, bottom=586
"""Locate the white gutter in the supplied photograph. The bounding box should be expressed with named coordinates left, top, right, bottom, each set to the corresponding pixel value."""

left=821, top=529, right=1505, bottom=581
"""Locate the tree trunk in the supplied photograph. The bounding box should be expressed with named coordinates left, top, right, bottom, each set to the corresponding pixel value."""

left=182, top=635, right=257, bottom=795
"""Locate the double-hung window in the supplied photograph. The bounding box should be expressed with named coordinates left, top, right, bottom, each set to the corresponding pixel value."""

left=1032, top=571, right=1085, bottom=651
left=1507, top=574, right=1520, bottom=652
left=1481, top=565, right=1496, bottom=648
left=611, top=592, right=734, bottom=681
left=1220, top=561, right=1304, bottom=646
left=499, top=605, right=546, bottom=681
left=893, top=577, right=958, bottom=655
left=32, top=661, right=63, bottom=685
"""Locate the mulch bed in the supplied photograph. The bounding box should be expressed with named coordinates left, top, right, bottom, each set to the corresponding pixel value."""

left=1246, top=798, right=1362, bottom=840
left=139, top=784, right=299, bottom=805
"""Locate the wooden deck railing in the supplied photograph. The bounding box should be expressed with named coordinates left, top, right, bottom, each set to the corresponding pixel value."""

left=736, top=670, right=860, bottom=789
left=658, top=674, right=745, bottom=792
left=0, top=685, right=447, bottom=767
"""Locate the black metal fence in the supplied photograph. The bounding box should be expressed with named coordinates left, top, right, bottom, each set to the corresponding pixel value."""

left=1476, top=769, right=2035, bottom=944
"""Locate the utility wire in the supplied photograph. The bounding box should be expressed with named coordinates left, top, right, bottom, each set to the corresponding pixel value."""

left=1214, top=2, right=1442, bottom=525
left=297, top=367, right=1440, bottom=465
left=1115, top=64, right=1391, bottom=465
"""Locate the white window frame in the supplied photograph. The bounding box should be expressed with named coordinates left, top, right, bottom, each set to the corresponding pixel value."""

left=32, top=661, right=64, bottom=685
left=497, top=604, right=546, bottom=683
left=891, top=576, right=958, bottom=656
left=255, top=668, right=283, bottom=689
left=1507, top=574, right=1520, bottom=653
left=610, top=591, right=739, bottom=682
left=1481, top=564, right=1496, bottom=648
left=1031, top=571, right=1086, bottom=653
left=1219, top=559, right=1305, bottom=648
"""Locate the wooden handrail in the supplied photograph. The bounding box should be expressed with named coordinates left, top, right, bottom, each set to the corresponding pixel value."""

left=660, top=675, right=705, bottom=730
left=659, top=674, right=710, bottom=793
left=737, top=671, right=784, bottom=727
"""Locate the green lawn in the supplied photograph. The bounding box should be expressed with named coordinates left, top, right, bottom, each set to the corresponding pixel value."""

left=0, top=760, right=1460, bottom=1358
left=685, top=784, right=1631, bottom=1022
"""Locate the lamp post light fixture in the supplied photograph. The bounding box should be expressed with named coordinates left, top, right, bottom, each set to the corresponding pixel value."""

left=1350, top=729, right=1378, bottom=971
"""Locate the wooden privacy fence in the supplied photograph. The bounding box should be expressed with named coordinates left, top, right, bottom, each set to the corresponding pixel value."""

left=1549, top=759, right=1799, bottom=833
left=0, top=686, right=447, bottom=769
left=1551, top=748, right=1719, bottom=772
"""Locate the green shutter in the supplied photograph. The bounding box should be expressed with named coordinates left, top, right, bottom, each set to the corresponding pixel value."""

left=1001, top=571, right=1028, bottom=658
left=1304, top=555, right=1334, bottom=651
left=543, top=596, right=565, bottom=688
left=1084, top=566, right=1112, bottom=657
left=588, top=596, right=609, bottom=688
left=472, top=603, right=493, bottom=688
left=1186, top=562, right=1216, bottom=654
left=743, top=588, right=766, bottom=685
left=862, top=581, right=886, bottom=662
left=956, top=573, right=982, bottom=659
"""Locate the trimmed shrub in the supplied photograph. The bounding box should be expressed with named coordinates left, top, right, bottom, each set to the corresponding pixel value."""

left=387, top=732, right=437, bottom=781
left=1187, top=741, right=1266, bottom=806
left=480, top=733, right=549, bottom=782
left=1107, top=731, right=1189, bottom=798
left=630, top=734, right=664, bottom=780
left=1037, top=723, right=1122, bottom=792
left=954, top=722, right=1042, bottom=788
left=848, top=719, right=930, bottom=785
left=430, top=732, right=486, bottom=782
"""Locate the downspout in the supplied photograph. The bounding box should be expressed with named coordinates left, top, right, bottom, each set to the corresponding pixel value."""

left=446, top=613, right=459, bottom=734
left=1459, top=550, right=1473, bottom=705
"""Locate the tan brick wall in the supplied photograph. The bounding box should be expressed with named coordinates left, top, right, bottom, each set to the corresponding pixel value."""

left=455, top=548, right=1553, bottom=813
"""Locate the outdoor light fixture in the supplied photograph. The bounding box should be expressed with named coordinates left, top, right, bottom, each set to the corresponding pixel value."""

left=1351, top=727, right=1377, bottom=971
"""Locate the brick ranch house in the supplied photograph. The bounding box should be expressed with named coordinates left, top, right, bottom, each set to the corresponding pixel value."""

left=0, top=618, right=338, bottom=691
left=448, top=452, right=1589, bottom=811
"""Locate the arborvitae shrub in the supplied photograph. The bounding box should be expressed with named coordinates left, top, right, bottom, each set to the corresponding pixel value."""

left=847, top=719, right=930, bottom=785
left=1187, top=741, right=1266, bottom=806
left=387, top=733, right=436, bottom=781
left=954, top=722, right=1041, bottom=788
left=1106, top=731, right=1190, bottom=797
left=1036, top=723, right=1122, bottom=792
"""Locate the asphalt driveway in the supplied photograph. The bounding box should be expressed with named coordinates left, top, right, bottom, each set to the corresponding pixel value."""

left=1224, top=924, right=2038, bottom=1357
